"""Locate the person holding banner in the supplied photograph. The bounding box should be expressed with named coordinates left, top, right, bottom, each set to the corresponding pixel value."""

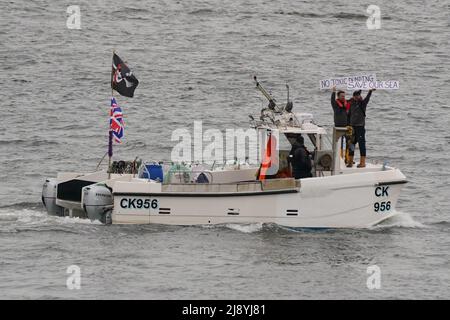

left=347, top=89, right=375, bottom=168
left=330, top=86, right=350, bottom=127
left=330, top=87, right=354, bottom=165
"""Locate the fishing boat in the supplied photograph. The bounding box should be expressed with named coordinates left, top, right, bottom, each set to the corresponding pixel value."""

left=42, top=76, right=407, bottom=228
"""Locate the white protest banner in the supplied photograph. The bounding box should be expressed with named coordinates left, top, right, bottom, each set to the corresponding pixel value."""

left=347, top=79, right=400, bottom=90
left=319, top=74, right=377, bottom=90
left=319, top=77, right=347, bottom=90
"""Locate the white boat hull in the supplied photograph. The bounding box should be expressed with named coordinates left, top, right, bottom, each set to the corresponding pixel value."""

left=111, top=168, right=406, bottom=229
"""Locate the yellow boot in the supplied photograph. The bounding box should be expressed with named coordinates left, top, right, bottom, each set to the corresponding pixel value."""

left=357, top=156, right=366, bottom=168
left=346, top=155, right=354, bottom=168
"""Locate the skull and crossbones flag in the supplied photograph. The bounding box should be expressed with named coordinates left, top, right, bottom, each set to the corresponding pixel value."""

left=111, top=53, right=139, bottom=98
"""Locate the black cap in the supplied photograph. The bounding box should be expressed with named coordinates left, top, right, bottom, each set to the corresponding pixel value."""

left=353, top=90, right=362, bottom=97
left=296, top=135, right=304, bottom=145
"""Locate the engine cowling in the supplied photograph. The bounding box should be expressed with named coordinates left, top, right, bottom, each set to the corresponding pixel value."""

left=82, top=184, right=113, bottom=223
left=42, top=178, right=64, bottom=216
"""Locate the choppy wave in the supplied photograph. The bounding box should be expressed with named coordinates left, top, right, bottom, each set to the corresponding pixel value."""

left=0, top=201, right=42, bottom=210
left=0, top=139, right=58, bottom=146
left=188, top=8, right=216, bottom=15
left=429, top=220, right=450, bottom=228
left=274, top=11, right=393, bottom=20
left=111, top=7, right=151, bottom=15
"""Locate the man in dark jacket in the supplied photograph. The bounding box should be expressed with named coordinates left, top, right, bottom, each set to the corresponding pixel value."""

left=330, top=86, right=350, bottom=127
left=288, top=135, right=312, bottom=179
left=347, top=89, right=375, bottom=168
left=330, top=86, right=353, bottom=165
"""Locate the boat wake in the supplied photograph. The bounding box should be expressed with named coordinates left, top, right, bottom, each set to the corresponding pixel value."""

left=224, top=222, right=264, bottom=233
left=371, top=211, right=427, bottom=230
left=0, top=202, right=431, bottom=233
left=205, top=211, right=428, bottom=234
left=0, top=204, right=102, bottom=234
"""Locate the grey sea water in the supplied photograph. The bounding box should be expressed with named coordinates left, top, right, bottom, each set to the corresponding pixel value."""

left=0, top=0, right=449, bottom=299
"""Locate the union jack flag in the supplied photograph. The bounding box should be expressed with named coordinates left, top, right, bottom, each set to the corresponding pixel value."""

left=110, top=97, right=124, bottom=143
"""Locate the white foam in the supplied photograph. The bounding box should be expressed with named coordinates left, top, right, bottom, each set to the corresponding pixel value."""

left=372, top=211, right=426, bottom=229
left=225, top=222, right=263, bottom=233
left=0, top=208, right=46, bottom=220
left=57, top=216, right=103, bottom=225
left=0, top=208, right=102, bottom=226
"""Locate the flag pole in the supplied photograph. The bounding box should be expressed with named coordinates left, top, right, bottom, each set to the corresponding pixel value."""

left=108, top=130, right=112, bottom=179
left=108, top=50, right=115, bottom=179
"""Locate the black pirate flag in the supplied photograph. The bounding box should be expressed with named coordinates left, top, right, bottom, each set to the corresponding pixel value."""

left=111, top=53, right=139, bottom=98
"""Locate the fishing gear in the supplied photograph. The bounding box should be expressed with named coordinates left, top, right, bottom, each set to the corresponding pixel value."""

left=254, top=76, right=282, bottom=112
left=285, top=83, right=293, bottom=112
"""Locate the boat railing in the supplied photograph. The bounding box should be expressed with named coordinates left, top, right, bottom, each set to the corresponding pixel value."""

left=161, top=178, right=298, bottom=193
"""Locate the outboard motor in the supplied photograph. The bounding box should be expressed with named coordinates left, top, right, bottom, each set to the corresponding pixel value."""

left=42, top=178, right=64, bottom=216
left=82, top=184, right=113, bottom=224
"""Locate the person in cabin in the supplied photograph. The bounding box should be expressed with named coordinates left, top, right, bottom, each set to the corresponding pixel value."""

left=347, top=89, right=376, bottom=168
left=288, top=135, right=312, bottom=179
